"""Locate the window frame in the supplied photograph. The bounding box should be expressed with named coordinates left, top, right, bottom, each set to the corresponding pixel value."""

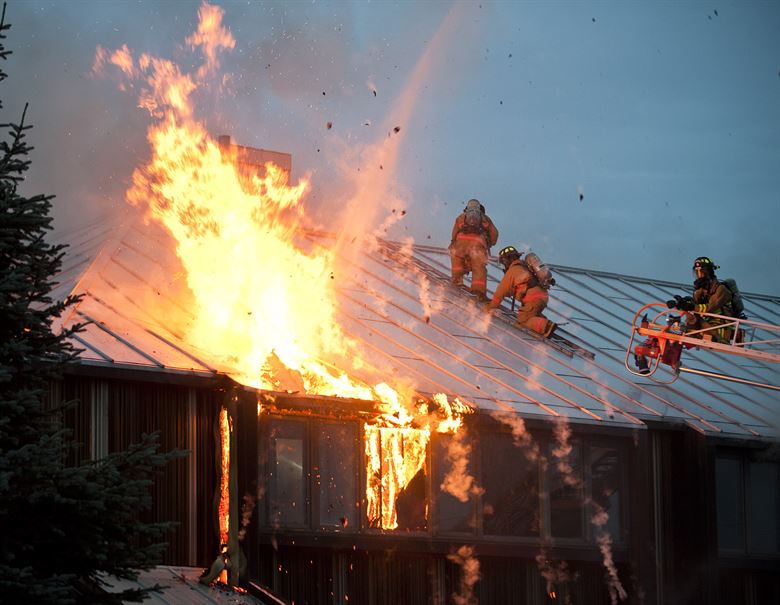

left=361, top=422, right=432, bottom=534
left=312, top=420, right=360, bottom=532
left=265, top=417, right=310, bottom=529
left=716, top=448, right=780, bottom=558
left=435, top=427, right=629, bottom=546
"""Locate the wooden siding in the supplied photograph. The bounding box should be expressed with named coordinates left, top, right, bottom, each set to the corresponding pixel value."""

left=59, top=374, right=220, bottom=566
left=49, top=375, right=778, bottom=604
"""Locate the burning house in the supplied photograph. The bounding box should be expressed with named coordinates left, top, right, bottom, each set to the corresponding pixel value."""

left=46, top=4, right=778, bottom=603
left=48, top=135, right=780, bottom=605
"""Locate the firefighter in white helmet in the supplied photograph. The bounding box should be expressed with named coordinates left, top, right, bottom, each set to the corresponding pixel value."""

left=449, top=198, right=499, bottom=302
left=487, top=246, right=557, bottom=338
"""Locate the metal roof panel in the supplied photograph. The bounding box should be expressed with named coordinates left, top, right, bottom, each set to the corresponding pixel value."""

left=56, top=226, right=780, bottom=438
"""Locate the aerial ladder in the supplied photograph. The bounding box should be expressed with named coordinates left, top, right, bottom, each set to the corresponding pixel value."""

left=625, top=303, right=780, bottom=391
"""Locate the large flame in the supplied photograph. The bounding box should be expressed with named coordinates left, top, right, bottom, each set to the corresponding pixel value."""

left=96, top=1, right=472, bottom=531
left=112, top=9, right=403, bottom=405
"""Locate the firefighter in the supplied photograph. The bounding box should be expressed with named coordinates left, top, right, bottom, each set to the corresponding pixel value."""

left=487, top=245, right=557, bottom=338
left=449, top=198, right=499, bottom=302
left=668, top=256, right=734, bottom=342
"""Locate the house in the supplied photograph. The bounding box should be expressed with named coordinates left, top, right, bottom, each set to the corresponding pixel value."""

left=50, top=142, right=780, bottom=605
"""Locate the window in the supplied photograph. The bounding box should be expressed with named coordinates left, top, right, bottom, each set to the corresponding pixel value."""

left=268, top=419, right=307, bottom=527
left=590, top=446, right=622, bottom=540
left=748, top=462, right=779, bottom=554
left=477, top=431, right=626, bottom=543
left=482, top=433, right=540, bottom=536
left=716, top=453, right=780, bottom=555
left=716, top=457, right=745, bottom=551
left=434, top=433, right=477, bottom=534
left=548, top=441, right=584, bottom=539
left=317, top=423, right=357, bottom=530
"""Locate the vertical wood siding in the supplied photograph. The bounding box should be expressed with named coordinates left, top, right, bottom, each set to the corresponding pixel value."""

left=60, top=375, right=220, bottom=566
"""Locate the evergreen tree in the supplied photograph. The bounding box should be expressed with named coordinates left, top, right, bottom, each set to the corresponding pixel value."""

left=0, top=6, right=183, bottom=603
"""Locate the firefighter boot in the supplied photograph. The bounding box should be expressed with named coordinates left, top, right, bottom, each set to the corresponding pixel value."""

left=634, top=354, right=650, bottom=375
left=543, top=322, right=557, bottom=339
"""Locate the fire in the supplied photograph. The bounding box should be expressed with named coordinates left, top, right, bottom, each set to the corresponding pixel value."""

left=365, top=425, right=428, bottom=529
left=112, top=4, right=416, bottom=410
left=217, top=407, right=230, bottom=546
left=97, top=1, right=472, bottom=533
left=365, top=394, right=470, bottom=529
left=217, top=406, right=230, bottom=584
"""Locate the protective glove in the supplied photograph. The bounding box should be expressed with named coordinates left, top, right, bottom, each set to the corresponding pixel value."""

left=668, top=295, right=695, bottom=311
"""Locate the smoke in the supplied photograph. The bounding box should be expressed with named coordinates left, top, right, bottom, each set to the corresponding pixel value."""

left=440, top=428, right=483, bottom=503
left=237, top=492, right=256, bottom=541
left=490, top=410, right=540, bottom=463
left=535, top=548, right=575, bottom=605
left=329, top=2, right=472, bottom=262
left=590, top=500, right=628, bottom=605
left=447, top=545, right=480, bottom=605
left=582, top=365, right=618, bottom=419
left=550, top=417, right=627, bottom=603
left=552, top=420, right=580, bottom=488
left=595, top=530, right=628, bottom=604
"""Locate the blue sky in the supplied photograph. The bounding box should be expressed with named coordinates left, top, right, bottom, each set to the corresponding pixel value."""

left=5, top=0, right=779, bottom=294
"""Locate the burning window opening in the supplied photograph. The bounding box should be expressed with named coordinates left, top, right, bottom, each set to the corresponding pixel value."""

left=262, top=392, right=472, bottom=532
left=365, top=424, right=428, bottom=530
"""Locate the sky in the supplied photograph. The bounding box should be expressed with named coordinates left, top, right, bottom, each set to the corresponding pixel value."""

left=3, top=0, right=779, bottom=295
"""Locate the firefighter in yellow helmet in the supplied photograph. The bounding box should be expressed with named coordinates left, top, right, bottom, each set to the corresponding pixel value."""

left=449, top=199, right=499, bottom=301
left=487, top=246, right=557, bottom=338
left=668, top=256, right=734, bottom=342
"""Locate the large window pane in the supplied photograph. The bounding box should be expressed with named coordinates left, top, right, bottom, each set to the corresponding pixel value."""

left=317, top=423, right=357, bottom=530
left=549, top=442, right=584, bottom=539
left=482, top=433, right=539, bottom=536
left=748, top=462, right=779, bottom=554
left=434, top=434, right=476, bottom=534
left=269, top=420, right=306, bottom=527
left=715, top=457, right=744, bottom=551
left=590, top=446, right=622, bottom=540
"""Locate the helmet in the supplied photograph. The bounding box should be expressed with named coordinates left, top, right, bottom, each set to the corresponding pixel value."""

left=693, top=256, right=718, bottom=271
left=465, top=198, right=482, bottom=212
left=693, top=256, right=719, bottom=279
left=498, top=245, right=521, bottom=271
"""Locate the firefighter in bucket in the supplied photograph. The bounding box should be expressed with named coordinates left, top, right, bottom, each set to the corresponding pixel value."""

left=668, top=256, right=736, bottom=342
left=633, top=256, right=740, bottom=375
left=449, top=198, right=499, bottom=302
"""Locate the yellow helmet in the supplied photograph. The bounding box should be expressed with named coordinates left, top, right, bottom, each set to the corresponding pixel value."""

left=498, top=245, right=521, bottom=270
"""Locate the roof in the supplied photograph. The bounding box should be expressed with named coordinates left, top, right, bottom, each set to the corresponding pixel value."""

left=101, top=566, right=266, bottom=605
left=53, top=220, right=780, bottom=440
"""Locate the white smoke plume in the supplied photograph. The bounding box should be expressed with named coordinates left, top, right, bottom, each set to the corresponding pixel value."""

left=552, top=419, right=581, bottom=488
left=582, top=365, right=618, bottom=419
left=447, top=545, right=480, bottom=605
left=596, top=531, right=628, bottom=604
left=551, top=417, right=627, bottom=603
left=591, top=502, right=628, bottom=604
left=440, top=428, right=483, bottom=503
left=490, top=410, right=540, bottom=463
